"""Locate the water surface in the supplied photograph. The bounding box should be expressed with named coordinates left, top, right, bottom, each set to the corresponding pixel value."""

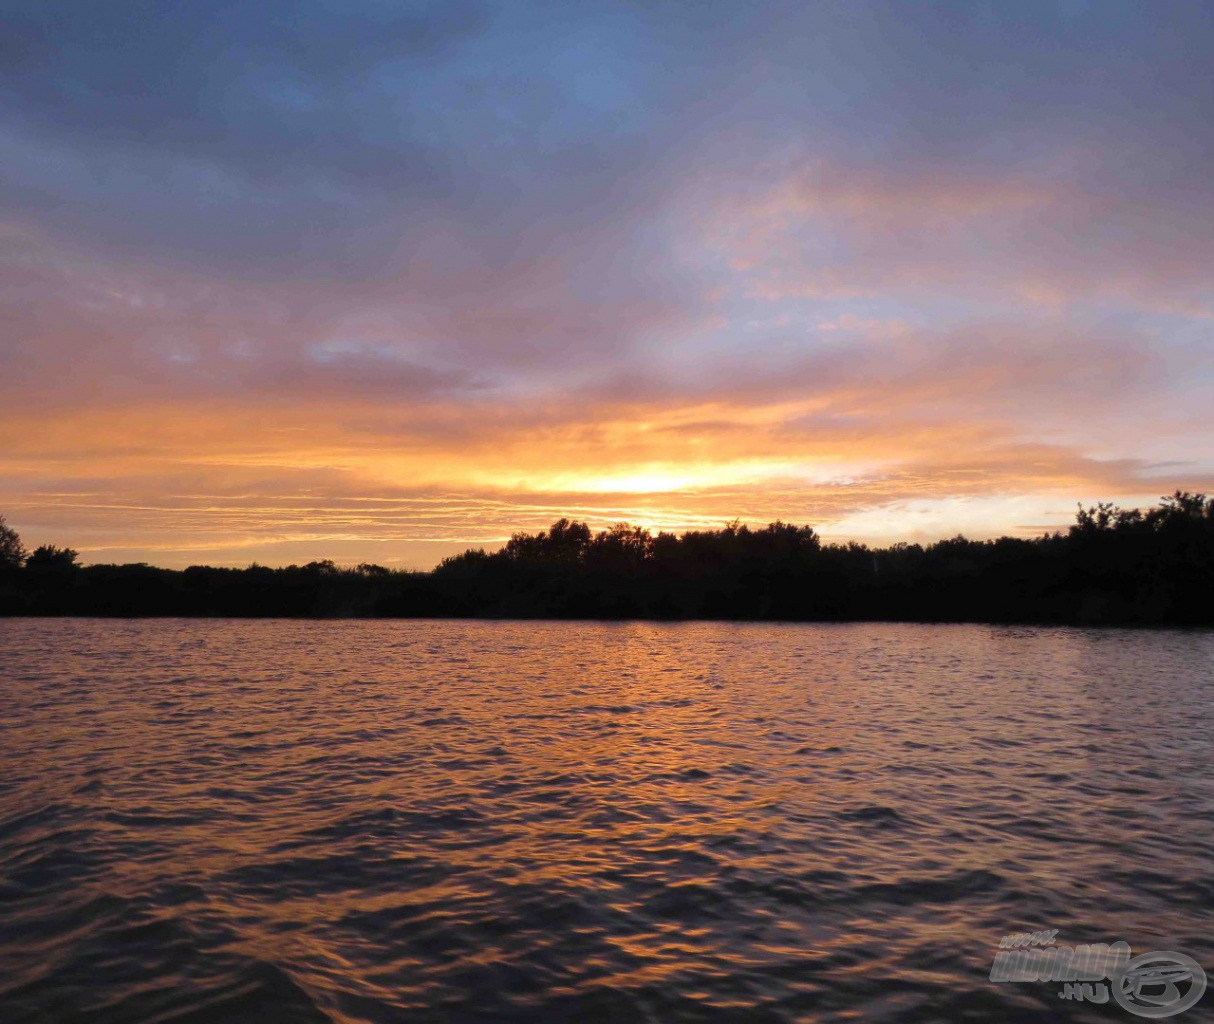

left=1, top=620, right=1212, bottom=1022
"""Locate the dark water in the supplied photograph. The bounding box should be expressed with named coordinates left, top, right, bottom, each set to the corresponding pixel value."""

left=1, top=620, right=1211, bottom=1023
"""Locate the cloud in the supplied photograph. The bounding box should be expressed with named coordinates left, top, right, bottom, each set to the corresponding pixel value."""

left=695, top=158, right=1214, bottom=313
left=3, top=306, right=1208, bottom=565
left=2, top=1, right=1213, bottom=564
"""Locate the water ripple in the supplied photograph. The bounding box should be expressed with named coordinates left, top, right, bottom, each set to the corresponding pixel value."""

left=1, top=619, right=1212, bottom=1022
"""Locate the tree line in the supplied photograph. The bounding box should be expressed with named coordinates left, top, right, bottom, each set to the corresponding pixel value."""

left=1, top=492, right=1212, bottom=624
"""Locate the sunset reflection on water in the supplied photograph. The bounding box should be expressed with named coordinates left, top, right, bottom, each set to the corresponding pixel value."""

left=1, top=620, right=1212, bottom=1022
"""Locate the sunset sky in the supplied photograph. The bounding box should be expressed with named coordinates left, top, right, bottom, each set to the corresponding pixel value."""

left=2, top=1, right=1213, bottom=568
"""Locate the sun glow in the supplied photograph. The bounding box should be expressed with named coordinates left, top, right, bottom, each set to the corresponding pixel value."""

left=522, top=459, right=818, bottom=496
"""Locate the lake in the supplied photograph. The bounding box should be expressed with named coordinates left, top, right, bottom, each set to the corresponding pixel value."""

left=1, top=619, right=1211, bottom=1022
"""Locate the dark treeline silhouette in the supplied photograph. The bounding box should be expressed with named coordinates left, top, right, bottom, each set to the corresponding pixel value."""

left=1, top=493, right=1212, bottom=624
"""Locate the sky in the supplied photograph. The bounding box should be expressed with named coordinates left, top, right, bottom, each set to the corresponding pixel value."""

left=2, top=0, right=1212, bottom=568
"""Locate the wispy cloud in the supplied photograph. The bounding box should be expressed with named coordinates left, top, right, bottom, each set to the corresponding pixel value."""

left=2, top=1, right=1213, bottom=564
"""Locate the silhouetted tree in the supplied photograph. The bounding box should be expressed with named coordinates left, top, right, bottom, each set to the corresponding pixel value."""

left=504, top=518, right=593, bottom=563
left=588, top=523, right=651, bottom=569
left=2, top=494, right=1212, bottom=623
left=0, top=515, right=25, bottom=570
left=26, top=545, right=80, bottom=571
